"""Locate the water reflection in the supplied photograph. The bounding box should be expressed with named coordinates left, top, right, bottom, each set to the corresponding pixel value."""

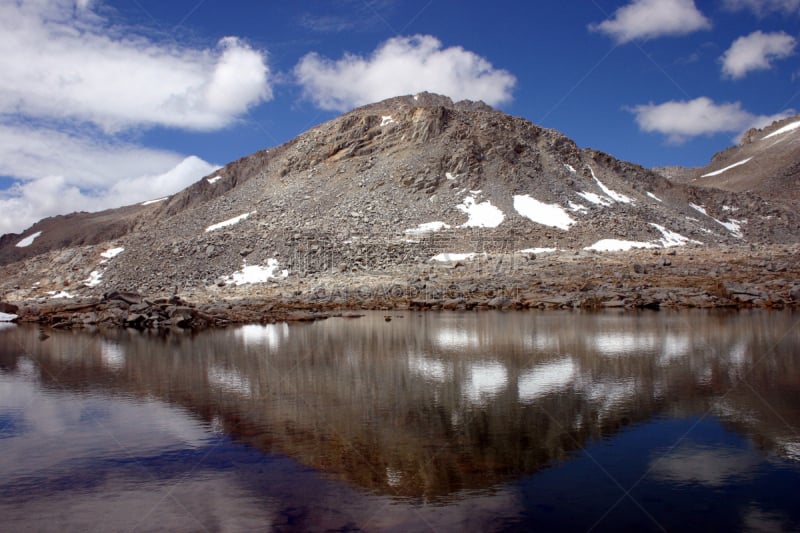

left=1, top=310, right=799, bottom=530
left=518, top=357, right=575, bottom=402
left=649, top=445, right=760, bottom=487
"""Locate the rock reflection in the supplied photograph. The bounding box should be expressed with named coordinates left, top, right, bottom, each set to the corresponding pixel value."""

left=0, top=310, right=798, bottom=501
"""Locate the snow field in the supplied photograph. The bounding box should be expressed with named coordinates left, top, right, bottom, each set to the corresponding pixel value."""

left=16, top=231, right=42, bottom=248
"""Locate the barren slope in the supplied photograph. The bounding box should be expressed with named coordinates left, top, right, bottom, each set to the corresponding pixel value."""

left=1, top=93, right=799, bottom=300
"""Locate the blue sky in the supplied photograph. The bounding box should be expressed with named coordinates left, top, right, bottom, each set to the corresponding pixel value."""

left=1, top=0, right=798, bottom=235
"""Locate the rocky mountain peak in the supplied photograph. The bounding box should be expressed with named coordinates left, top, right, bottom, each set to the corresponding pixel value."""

left=2, top=94, right=799, bottom=301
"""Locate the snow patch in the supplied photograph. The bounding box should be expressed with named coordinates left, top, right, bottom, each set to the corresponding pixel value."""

left=430, top=252, right=477, bottom=262
left=207, top=176, right=222, bottom=184
left=650, top=223, right=700, bottom=247
left=719, top=219, right=744, bottom=239
left=15, top=231, right=42, bottom=248
left=101, top=247, right=124, bottom=259
left=225, top=259, right=288, bottom=286
left=47, top=291, right=75, bottom=299
left=513, top=195, right=576, bottom=231
left=405, top=221, right=451, bottom=235
left=586, top=224, right=699, bottom=252
left=83, top=270, right=103, bottom=288
left=445, top=172, right=457, bottom=180
left=568, top=201, right=589, bottom=213
left=80, top=246, right=125, bottom=288
left=0, top=312, right=18, bottom=322
left=141, top=197, right=168, bottom=206
left=646, top=192, right=663, bottom=202
left=456, top=196, right=505, bottom=228
left=564, top=164, right=577, bottom=174
left=762, top=120, right=800, bottom=140
left=589, top=166, right=633, bottom=203
left=722, top=205, right=738, bottom=212
left=577, top=191, right=612, bottom=207
left=690, top=203, right=708, bottom=216
left=690, top=204, right=744, bottom=238
left=205, top=212, right=254, bottom=233
left=701, top=157, right=752, bottom=178
left=380, top=115, right=394, bottom=126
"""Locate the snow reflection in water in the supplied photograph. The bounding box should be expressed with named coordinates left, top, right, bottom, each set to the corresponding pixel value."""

left=0, top=310, right=799, bottom=532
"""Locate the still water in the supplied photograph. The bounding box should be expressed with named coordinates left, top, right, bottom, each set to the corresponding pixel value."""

left=1, top=310, right=799, bottom=532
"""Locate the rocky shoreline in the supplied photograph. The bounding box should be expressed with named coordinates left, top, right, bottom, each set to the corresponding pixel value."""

left=2, top=245, right=798, bottom=331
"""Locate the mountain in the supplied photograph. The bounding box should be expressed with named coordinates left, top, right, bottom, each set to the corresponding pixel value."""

left=657, top=114, right=800, bottom=209
left=1, top=93, right=799, bottom=308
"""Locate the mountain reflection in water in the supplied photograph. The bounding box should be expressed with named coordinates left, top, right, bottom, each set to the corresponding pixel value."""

left=1, top=310, right=799, bottom=531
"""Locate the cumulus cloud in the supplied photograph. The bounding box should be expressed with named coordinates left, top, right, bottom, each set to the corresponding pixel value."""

left=590, top=0, right=711, bottom=43
left=294, top=35, right=516, bottom=111
left=0, top=0, right=271, bottom=132
left=0, top=125, right=184, bottom=188
left=0, top=0, right=265, bottom=235
left=0, top=126, right=219, bottom=235
left=630, top=97, right=794, bottom=143
left=721, top=31, right=797, bottom=79
left=723, top=0, right=800, bottom=15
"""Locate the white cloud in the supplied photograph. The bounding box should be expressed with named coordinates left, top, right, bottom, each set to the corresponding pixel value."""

left=0, top=124, right=183, bottom=188
left=0, top=0, right=261, bottom=236
left=0, top=1, right=271, bottom=132
left=630, top=97, right=794, bottom=143
left=0, top=137, right=219, bottom=237
left=590, top=0, right=711, bottom=43
left=294, top=35, right=516, bottom=111
left=723, top=0, right=800, bottom=15
left=103, top=156, right=220, bottom=208
left=721, top=31, right=797, bottom=79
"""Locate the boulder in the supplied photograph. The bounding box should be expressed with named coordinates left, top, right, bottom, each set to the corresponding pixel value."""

left=487, top=296, right=513, bottom=309
left=124, top=314, right=146, bottom=326
left=104, top=291, right=143, bottom=305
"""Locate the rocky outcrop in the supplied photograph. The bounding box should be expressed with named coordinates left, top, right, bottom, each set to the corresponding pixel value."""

left=8, top=244, right=799, bottom=331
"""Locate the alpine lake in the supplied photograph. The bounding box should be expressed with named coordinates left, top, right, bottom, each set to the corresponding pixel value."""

left=1, top=310, right=799, bottom=532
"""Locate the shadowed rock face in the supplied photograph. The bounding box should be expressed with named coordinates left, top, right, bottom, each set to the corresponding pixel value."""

left=1, top=93, right=799, bottom=299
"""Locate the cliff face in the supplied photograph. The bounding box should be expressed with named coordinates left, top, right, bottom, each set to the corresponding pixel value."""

left=1, top=93, right=799, bottom=298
